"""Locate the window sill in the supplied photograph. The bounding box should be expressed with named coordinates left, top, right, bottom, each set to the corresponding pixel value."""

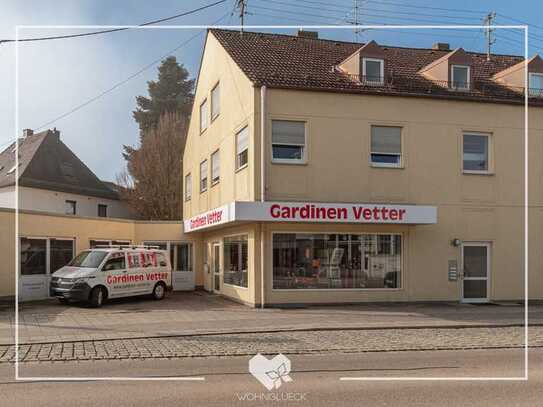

left=211, top=180, right=220, bottom=187
left=235, top=164, right=248, bottom=173
left=370, top=163, right=403, bottom=169
left=271, top=287, right=403, bottom=292
left=211, top=113, right=220, bottom=123
left=271, top=159, right=307, bottom=165
left=200, top=128, right=207, bottom=135
left=462, top=170, right=495, bottom=176
left=200, top=189, right=207, bottom=194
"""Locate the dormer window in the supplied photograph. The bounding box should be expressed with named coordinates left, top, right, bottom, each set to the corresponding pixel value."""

left=451, top=65, right=470, bottom=90
left=529, top=73, right=543, bottom=97
left=362, top=58, right=384, bottom=85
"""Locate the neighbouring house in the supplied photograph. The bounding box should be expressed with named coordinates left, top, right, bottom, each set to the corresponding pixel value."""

left=0, top=129, right=199, bottom=301
left=0, top=128, right=131, bottom=218
left=182, top=29, right=543, bottom=307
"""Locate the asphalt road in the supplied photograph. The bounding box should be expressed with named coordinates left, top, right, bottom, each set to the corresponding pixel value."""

left=1, top=348, right=540, bottom=406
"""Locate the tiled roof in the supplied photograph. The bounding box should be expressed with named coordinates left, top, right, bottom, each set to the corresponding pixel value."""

left=210, top=29, right=540, bottom=105
left=0, top=130, right=119, bottom=200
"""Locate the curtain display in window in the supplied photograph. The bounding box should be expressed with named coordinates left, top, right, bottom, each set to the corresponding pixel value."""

left=223, top=235, right=248, bottom=288
left=273, top=233, right=401, bottom=289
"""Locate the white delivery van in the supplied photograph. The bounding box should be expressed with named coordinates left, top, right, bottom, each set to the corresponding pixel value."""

left=50, top=246, right=172, bottom=307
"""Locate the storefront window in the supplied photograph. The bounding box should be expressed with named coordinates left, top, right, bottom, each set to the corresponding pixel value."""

left=273, top=233, right=401, bottom=289
left=223, top=235, right=248, bottom=288
left=170, top=243, right=192, bottom=271
left=50, top=239, right=74, bottom=274
left=20, top=238, right=47, bottom=275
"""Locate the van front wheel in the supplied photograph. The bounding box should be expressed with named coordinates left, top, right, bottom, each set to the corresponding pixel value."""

left=89, top=286, right=106, bottom=308
left=152, top=282, right=166, bottom=301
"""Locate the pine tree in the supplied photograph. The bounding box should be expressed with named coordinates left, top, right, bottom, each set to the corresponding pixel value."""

left=119, top=56, right=194, bottom=219
left=132, top=56, right=194, bottom=135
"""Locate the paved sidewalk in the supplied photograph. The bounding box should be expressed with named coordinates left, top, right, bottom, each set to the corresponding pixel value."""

left=0, top=292, right=540, bottom=345
left=2, top=326, right=541, bottom=363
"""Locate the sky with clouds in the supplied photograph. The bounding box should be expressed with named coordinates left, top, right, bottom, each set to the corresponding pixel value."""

left=1, top=0, right=541, bottom=182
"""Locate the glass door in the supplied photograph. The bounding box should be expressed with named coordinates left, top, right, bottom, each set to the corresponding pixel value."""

left=170, top=243, right=194, bottom=291
left=213, top=243, right=221, bottom=292
left=19, top=237, right=74, bottom=301
left=461, top=242, right=490, bottom=303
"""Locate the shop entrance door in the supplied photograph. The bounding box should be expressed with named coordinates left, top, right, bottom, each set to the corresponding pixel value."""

left=461, top=242, right=490, bottom=303
left=212, top=243, right=221, bottom=292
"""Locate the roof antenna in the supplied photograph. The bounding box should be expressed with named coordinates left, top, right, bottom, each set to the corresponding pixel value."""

left=347, top=0, right=364, bottom=41
left=483, top=12, right=496, bottom=61
left=236, top=0, right=247, bottom=36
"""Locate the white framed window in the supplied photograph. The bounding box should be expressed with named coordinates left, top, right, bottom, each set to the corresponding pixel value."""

left=211, top=149, right=220, bottom=185
left=463, top=133, right=490, bottom=173
left=451, top=65, right=470, bottom=90
left=65, top=200, right=76, bottom=215
left=271, top=120, right=306, bottom=163
left=370, top=125, right=402, bottom=167
left=200, top=160, right=208, bottom=192
left=362, top=57, right=384, bottom=85
left=211, top=82, right=220, bottom=119
left=185, top=173, right=192, bottom=201
left=236, top=126, right=249, bottom=170
left=200, top=99, right=208, bottom=133
left=529, top=73, right=543, bottom=97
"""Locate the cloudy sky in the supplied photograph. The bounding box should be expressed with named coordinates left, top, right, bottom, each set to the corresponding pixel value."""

left=1, top=0, right=541, bottom=181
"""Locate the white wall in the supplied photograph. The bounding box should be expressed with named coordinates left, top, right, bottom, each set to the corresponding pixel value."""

left=0, top=186, right=132, bottom=219
left=0, top=185, right=15, bottom=208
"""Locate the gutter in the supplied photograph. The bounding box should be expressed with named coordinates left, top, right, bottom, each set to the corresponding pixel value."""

left=260, top=85, right=267, bottom=309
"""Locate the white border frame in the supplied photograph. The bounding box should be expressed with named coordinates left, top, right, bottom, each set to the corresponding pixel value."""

left=13, top=24, right=528, bottom=383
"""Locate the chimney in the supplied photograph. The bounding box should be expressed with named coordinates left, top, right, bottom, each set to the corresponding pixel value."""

left=432, top=42, right=450, bottom=51
left=297, top=29, right=318, bottom=39
left=22, top=129, right=33, bottom=138
left=50, top=127, right=60, bottom=140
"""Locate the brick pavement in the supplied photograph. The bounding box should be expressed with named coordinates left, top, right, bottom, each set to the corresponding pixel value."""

left=1, top=292, right=540, bottom=346
left=1, top=326, right=541, bottom=363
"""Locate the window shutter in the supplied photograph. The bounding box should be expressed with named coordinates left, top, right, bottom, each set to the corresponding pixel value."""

left=237, top=127, right=249, bottom=152
left=212, top=152, right=220, bottom=179
left=371, top=126, right=401, bottom=153
left=211, top=84, right=220, bottom=118
left=272, top=121, right=305, bottom=145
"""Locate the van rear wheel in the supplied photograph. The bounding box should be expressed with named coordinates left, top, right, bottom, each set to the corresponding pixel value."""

left=152, top=282, right=166, bottom=300
left=89, top=286, right=106, bottom=308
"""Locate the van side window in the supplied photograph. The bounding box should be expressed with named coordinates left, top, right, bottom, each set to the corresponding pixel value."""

left=128, top=253, right=142, bottom=268
left=156, top=253, right=167, bottom=267
left=102, top=256, right=126, bottom=271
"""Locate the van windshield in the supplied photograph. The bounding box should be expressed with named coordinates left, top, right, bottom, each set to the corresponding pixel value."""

left=68, top=251, right=108, bottom=268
